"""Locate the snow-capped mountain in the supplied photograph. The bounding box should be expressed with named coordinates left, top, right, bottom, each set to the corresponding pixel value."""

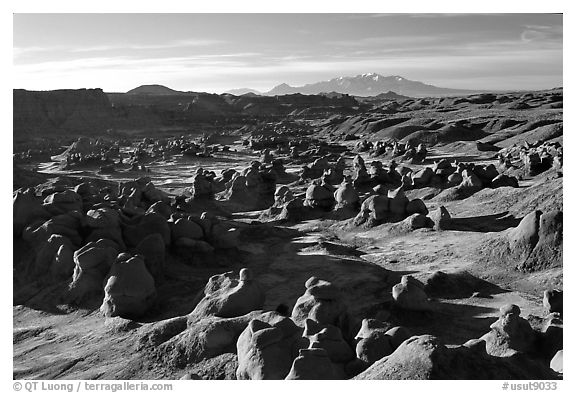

left=262, top=73, right=483, bottom=97
left=224, top=88, right=262, bottom=96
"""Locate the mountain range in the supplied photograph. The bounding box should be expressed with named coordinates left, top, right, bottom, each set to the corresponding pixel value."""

left=225, top=73, right=487, bottom=97
left=124, top=74, right=489, bottom=98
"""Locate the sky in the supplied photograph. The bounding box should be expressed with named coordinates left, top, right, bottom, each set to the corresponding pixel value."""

left=13, top=13, right=563, bottom=93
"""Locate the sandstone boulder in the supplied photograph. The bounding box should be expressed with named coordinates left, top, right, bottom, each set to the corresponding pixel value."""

left=69, top=240, right=119, bottom=303
left=100, top=255, right=156, bottom=318
left=307, top=321, right=354, bottom=363
left=236, top=315, right=302, bottom=379
left=305, top=182, right=335, bottom=211
left=429, top=206, right=451, bottom=231
left=354, top=334, right=556, bottom=379
left=480, top=304, right=536, bottom=357
left=387, top=186, right=409, bottom=216
left=190, top=268, right=265, bottom=319
left=392, top=275, right=431, bottom=311
left=285, top=348, right=337, bottom=380
left=291, top=277, right=349, bottom=331
left=334, top=180, right=360, bottom=210
left=354, top=319, right=394, bottom=365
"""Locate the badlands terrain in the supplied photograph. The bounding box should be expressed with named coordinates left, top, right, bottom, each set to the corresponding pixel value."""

left=13, top=81, right=563, bottom=380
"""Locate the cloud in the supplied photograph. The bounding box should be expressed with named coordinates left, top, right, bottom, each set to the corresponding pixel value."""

left=13, top=46, right=65, bottom=58
left=521, top=25, right=562, bottom=42
left=71, top=38, right=226, bottom=52
left=13, top=38, right=227, bottom=61
left=407, top=13, right=497, bottom=18
left=325, top=35, right=443, bottom=47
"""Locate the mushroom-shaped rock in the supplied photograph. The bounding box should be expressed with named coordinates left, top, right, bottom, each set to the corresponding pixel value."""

left=352, top=165, right=371, bottom=187
left=459, top=169, right=483, bottom=191
left=446, top=172, right=462, bottom=187
left=334, top=181, right=360, bottom=209
left=190, top=268, right=265, bottom=319
left=69, top=240, right=119, bottom=303
left=480, top=304, right=536, bottom=357
left=285, top=348, right=337, bottom=380
left=387, top=186, right=409, bottom=216
left=275, top=197, right=306, bottom=222
left=308, top=324, right=355, bottom=363
left=429, top=206, right=451, bottom=230
left=356, top=195, right=390, bottom=225
left=274, top=185, right=293, bottom=206
left=291, top=277, right=348, bottom=329
left=392, top=275, right=431, bottom=311
left=226, top=175, right=249, bottom=201
left=190, top=170, right=215, bottom=200
left=411, top=167, right=434, bottom=188
left=305, top=183, right=335, bottom=210
left=354, top=319, right=394, bottom=365
left=236, top=316, right=301, bottom=380
left=100, top=256, right=156, bottom=318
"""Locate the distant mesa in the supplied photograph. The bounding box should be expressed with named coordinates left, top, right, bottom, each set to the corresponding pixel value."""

left=367, top=91, right=411, bottom=101
left=126, top=84, right=188, bottom=95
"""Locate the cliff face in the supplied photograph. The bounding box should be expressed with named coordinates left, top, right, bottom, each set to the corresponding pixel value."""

left=108, top=91, right=360, bottom=125
left=13, top=89, right=113, bottom=136
left=13, top=88, right=361, bottom=137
